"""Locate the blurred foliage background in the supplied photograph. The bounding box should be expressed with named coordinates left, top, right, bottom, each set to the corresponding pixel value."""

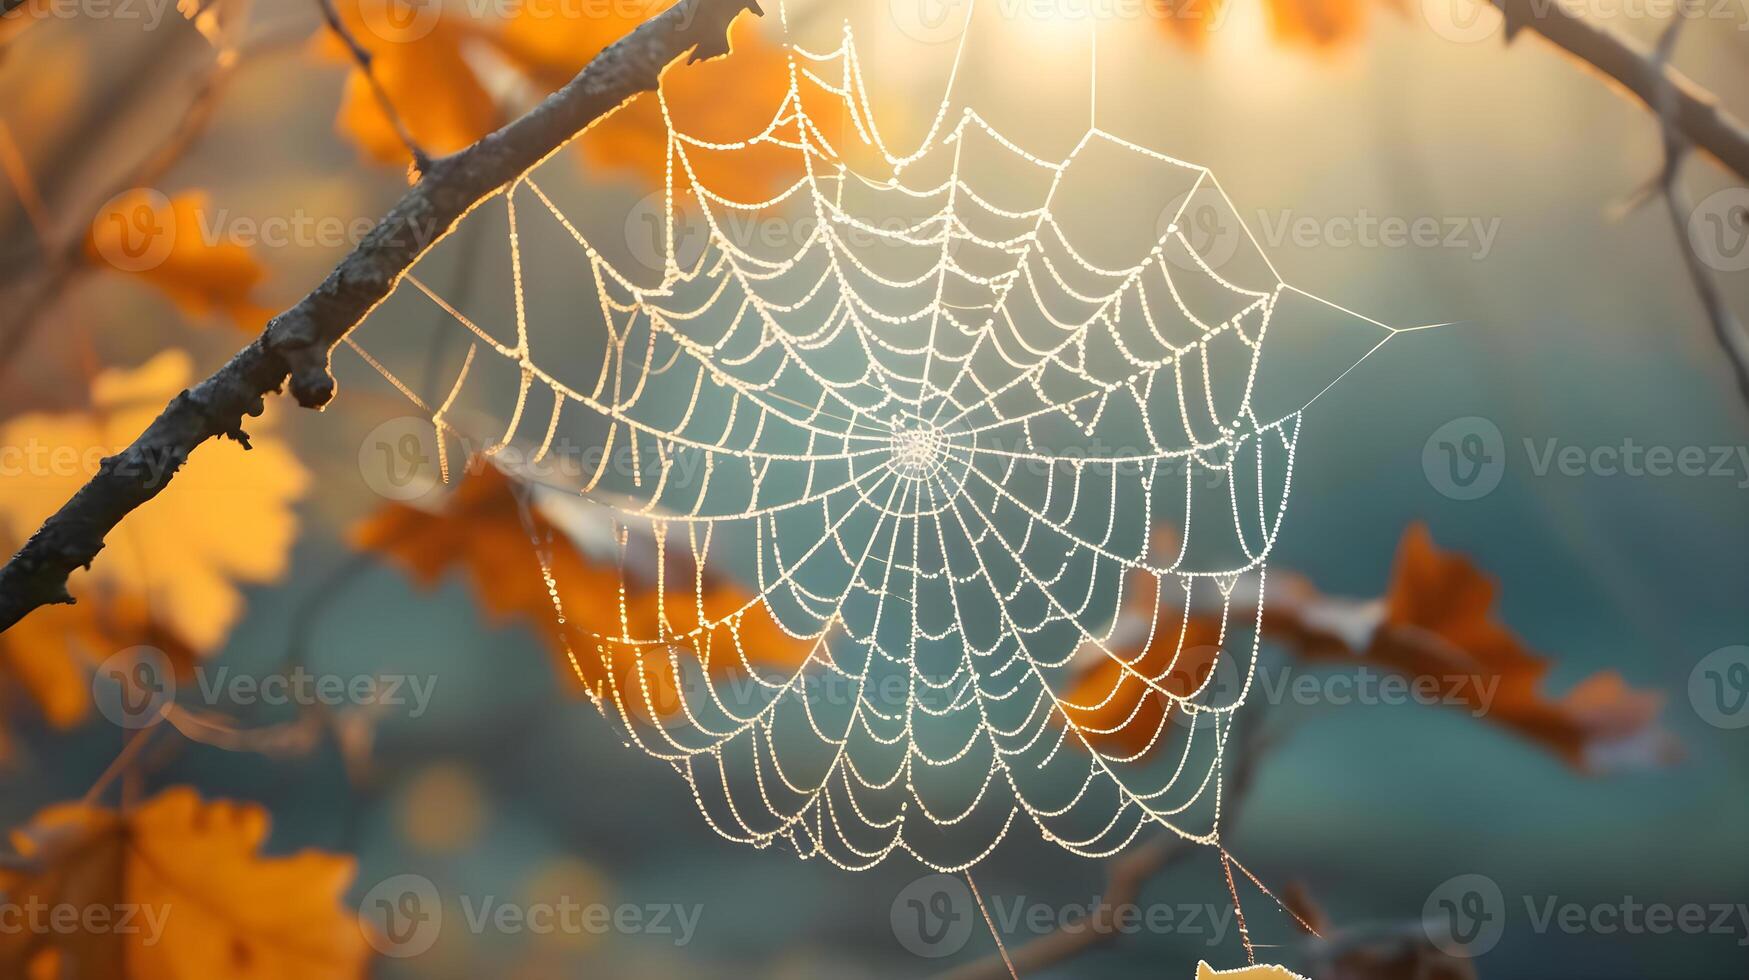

left=0, top=0, right=1745, bottom=976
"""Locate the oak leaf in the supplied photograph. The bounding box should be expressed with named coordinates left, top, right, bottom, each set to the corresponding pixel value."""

left=0, top=787, right=368, bottom=978
left=0, top=350, right=310, bottom=652
left=85, top=190, right=273, bottom=332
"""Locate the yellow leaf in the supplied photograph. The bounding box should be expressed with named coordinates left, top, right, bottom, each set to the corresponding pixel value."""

left=0, top=787, right=368, bottom=979
left=0, top=350, right=310, bottom=651
left=1196, top=964, right=1309, bottom=980
left=86, top=190, right=273, bottom=332
left=0, top=592, right=197, bottom=730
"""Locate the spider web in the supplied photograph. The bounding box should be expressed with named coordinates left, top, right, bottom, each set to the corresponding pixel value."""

left=345, top=0, right=1414, bottom=884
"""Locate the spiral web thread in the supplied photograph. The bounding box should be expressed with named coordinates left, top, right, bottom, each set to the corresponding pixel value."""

left=344, top=0, right=1412, bottom=916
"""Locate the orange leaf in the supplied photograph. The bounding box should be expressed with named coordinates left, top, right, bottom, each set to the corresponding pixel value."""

left=1268, top=523, right=1678, bottom=771
left=349, top=464, right=812, bottom=723
left=1155, top=0, right=1402, bottom=50
left=1196, top=964, right=1309, bottom=980
left=0, top=787, right=368, bottom=979
left=0, top=592, right=197, bottom=731
left=85, top=190, right=272, bottom=331
left=1060, top=604, right=1225, bottom=759
left=1062, top=523, right=1676, bottom=771
left=0, top=351, right=310, bottom=651
left=311, top=0, right=501, bottom=164
left=492, top=8, right=792, bottom=200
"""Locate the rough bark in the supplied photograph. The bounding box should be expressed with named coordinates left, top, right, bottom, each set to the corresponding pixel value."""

left=0, top=0, right=762, bottom=634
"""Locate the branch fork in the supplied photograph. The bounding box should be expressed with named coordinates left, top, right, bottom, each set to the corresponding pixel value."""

left=0, top=0, right=763, bottom=634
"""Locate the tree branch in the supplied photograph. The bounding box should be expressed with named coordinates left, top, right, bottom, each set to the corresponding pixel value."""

left=0, top=0, right=764, bottom=634
left=312, top=0, right=431, bottom=174
left=1489, top=0, right=1749, bottom=184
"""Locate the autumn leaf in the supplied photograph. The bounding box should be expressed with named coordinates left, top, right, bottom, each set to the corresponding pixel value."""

left=313, top=0, right=789, bottom=198
left=1267, top=523, right=1678, bottom=771
left=310, top=0, right=501, bottom=164
left=1196, top=963, right=1308, bottom=980
left=349, top=463, right=812, bottom=722
left=492, top=7, right=793, bottom=201
left=0, top=787, right=368, bottom=979
left=85, top=190, right=273, bottom=332
left=0, top=592, right=197, bottom=731
left=1060, top=600, right=1225, bottom=759
left=1063, top=523, right=1676, bottom=771
left=1155, top=0, right=1402, bottom=50
left=0, top=350, right=310, bottom=652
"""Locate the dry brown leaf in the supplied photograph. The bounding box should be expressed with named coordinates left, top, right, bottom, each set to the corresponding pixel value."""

left=1064, top=523, right=1676, bottom=771
left=0, top=787, right=368, bottom=979
left=1269, top=523, right=1678, bottom=771
left=85, top=190, right=273, bottom=332
left=349, top=464, right=812, bottom=722
left=0, top=350, right=310, bottom=651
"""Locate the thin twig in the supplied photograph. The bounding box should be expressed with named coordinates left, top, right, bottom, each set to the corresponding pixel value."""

left=1490, top=0, right=1749, bottom=183
left=1638, top=2, right=1749, bottom=409
left=0, top=26, right=307, bottom=375
left=312, top=0, right=431, bottom=175
left=0, top=119, right=50, bottom=243
left=0, top=0, right=765, bottom=634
